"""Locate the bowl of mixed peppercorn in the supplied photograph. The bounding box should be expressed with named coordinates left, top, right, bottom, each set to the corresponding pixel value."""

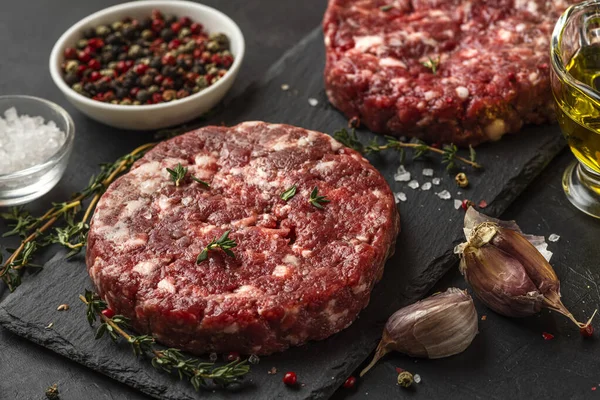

left=49, top=0, right=244, bottom=130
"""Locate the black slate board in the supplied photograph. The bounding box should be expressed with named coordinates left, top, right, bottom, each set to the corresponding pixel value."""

left=0, top=27, right=566, bottom=400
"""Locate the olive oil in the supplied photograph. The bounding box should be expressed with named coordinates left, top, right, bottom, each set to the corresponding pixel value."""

left=556, top=45, right=600, bottom=173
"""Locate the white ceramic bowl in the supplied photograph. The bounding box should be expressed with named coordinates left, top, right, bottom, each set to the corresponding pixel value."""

left=49, top=0, right=244, bottom=130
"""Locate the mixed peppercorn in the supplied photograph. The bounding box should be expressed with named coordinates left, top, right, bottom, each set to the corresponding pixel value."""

left=61, top=9, right=234, bottom=105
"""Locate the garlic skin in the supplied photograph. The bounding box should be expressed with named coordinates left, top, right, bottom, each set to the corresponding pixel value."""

left=360, top=288, right=478, bottom=377
left=457, top=208, right=587, bottom=328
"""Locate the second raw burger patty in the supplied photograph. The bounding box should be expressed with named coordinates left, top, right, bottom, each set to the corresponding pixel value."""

left=87, top=122, right=400, bottom=355
left=323, top=0, right=571, bottom=146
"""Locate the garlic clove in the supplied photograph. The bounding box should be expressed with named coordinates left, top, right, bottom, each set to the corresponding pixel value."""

left=412, top=292, right=478, bottom=359
left=461, top=243, right=543, bottom=318
left=360, top=288, right=478, bottom=377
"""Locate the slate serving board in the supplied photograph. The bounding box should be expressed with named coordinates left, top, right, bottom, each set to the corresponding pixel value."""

left=0, top=27, right=566, bottom=400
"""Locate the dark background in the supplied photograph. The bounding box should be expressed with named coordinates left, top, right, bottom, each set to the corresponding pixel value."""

left=1, top=1, right=599, bottom=399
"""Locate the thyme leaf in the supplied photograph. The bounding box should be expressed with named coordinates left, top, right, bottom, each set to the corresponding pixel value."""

left=380, top=5, right=393, bottom=11
left=191, top=176, right=210, bottom=188
left=469, top=145, right=477, bottom=163
left=280, top=185, right=297, bottom=201
left=197, top=230, right=237, bottom=263
left=80, top=292, right=250, bottom=389
left=333, top=128, right=363, bottom=152
left=309, top=187, right=330, bottom=210
left=422, top=57, right=440, bottom=74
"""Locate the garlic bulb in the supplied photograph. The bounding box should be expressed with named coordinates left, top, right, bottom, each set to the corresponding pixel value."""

left=360, top=288, right=478, bottom=377
left=456, top=207, right=591, bottom=328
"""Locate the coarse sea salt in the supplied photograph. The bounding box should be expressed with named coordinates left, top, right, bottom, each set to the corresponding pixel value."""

left=395, top=192, right=407, bottom=203
left=393, top=165, right=411, bottom=182
left=548, top=234, right=560, bottom=242
left=0, top=107, right=66, bottom=174
left=407, top=180, right=419, bottom=189
left=421, top=182, right=432, bottom=191
left=422, top=168, right=434, bottom=177
left=432, top=177, right=441, bottom=185
left=437, top=190, right=451, bottom=200
left=308, top=98, right=319, bottom=107
left=454, top=199, right=463, bottom=209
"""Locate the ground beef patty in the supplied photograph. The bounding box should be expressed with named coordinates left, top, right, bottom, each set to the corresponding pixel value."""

left=87, top=122, right=400, bottom=355
left=324, top=0, right=571, bottom=146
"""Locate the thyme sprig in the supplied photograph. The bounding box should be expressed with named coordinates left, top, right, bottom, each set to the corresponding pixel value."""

left=0, top=142, right=156, bottom=291
left=197, top=230, right=237, bottom=263
left=166, top=163, right=210, bottom=188
left=333, top=128, right=481, bottom=170
left=280, top=185, right=297, bottom=201
left=80, top=292, right=250, bottom=390
left=309, top=187, right=330, bottom=209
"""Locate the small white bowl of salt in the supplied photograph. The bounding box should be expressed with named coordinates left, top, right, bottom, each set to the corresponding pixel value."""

left=0, top=95, right=75, bottom=206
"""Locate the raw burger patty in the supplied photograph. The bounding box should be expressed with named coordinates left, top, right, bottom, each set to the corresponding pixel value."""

left=323, top=0, right=571, bottom=146
left=87, top=122, right=400, bottom=355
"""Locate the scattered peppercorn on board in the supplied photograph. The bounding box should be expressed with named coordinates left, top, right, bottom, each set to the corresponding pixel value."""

left=0, top=27, right=566, bottom=400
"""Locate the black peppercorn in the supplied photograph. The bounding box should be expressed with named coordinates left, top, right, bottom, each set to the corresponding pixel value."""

left=117, top=52, right=128, bottom=61
left=165, top=14, right=177, bottom=24
left=191, top=64, right=206, bottom=75
left=95, top=80, right=109, bottom=93
left=122, top=25, right=137, bottom=39
left=115, top=87, right=128, bottom=99
left=160, top=28, right=174, bottom=41
left=136, top=89, right=150, bottom=102
left=101, top=52, right=114, bottom=64
left=161, top=65, right=176, bottom=77
left=140, top=74, right=153, bottom=87
left=83, top=82, right=96, bottom=94
left=83, top=27, right=95, bottom=39
left=140, top=17, right=152, bottom=30
left=210, top=32, right=230, bottom=47
left=149, top=57, right=162, bottom=69
left=64, top=73, right=79, bottom=85
left=106, top=34, right=121, bottom=45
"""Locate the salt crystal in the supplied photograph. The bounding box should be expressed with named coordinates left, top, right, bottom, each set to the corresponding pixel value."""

left=281, top=84, right=290, bottom=91
left=432, top=177, right=441, bottom=185
left=414, top=374, right=421, bottom=384
left=407, top=180, right=419, bottom=189
left=421, top=182, right=432, bottom=191
left=248, top=354, right=260, bottom=364
left=308, top=98, right=319, bottom=107
left=393, top=165, right=411, bottom=182
left=394, top=192, right=407, bottom=203
left=0, top=107, right=66, bottom=174
left=454, top=199, right=462, bottom=209
left=548, top=234, right=560, bottom=242
left=457, top=191, right=462, bottom=195
left=437, top=190, right=451, bottom=200
left=422, top=168, right=434, bottom=177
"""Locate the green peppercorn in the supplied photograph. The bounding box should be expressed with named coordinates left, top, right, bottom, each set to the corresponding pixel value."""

left=204, top=63, right=216, bottom=71
left=72, top=83, right=84, bottom=93
left=192, top=86, right=200, bottom=94
left=221, top=50, right=232, bottom=57
left=178, top=27, right=192, bottom=39
left=133, top=100, right=141, bottom=105
left=100, top=69, right=115, bottom=77
left=209, top=32, right=230, bottom=47
left=141, top=29, right=154, bottom=40
left=95, top=25, right=111, bottom=37
left=160, top=28, right=174, bottom=41
left=162, top=89, right=177, bottom=102
left=211, top=75, right=221, bottom=84
left=207, top=67, right=219, bottom=76
left=120, top=98, right=132, bottom=105
left=65, top=60, right=79, bottom=74
left=183, top=41, right=196, bottom=52
left=108, top=61, right=118, bottom=70
left=111, top=21, right=123, bottom=32
left=148, top=85, right=160, bottom=94
left=128, top=44, right=142, bottom=59
left=136, top=89, right=150, bottom=102
left=77, top=39, right=88, bottom=49
left=206, top=41, right=220, bottom=52
left=195, top=76, right=208, bottom=89
left=111, top=100, right=119, bottom=104
left=122, top=25, right=137, bottom=39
